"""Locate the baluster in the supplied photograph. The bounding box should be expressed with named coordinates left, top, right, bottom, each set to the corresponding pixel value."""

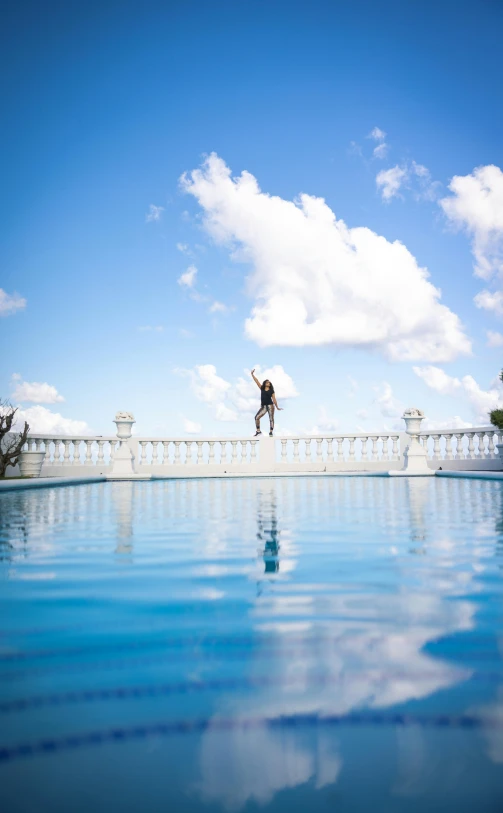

left=476, top=431, right=487, bottom=457
left=62, top=439, right=71, bottom=466
left=326, top=438, right=333, bottom=461
left=391, top=435, right=399, bottom=461
left=231, top=441, right=238, bottom=464
left=220, top=441, right=228, bottom=464
left=109, top=440, right=116, bottom=464
left=163, top=441, right=170, bottom=464
left=336, top=437, right=344, bottom=461
left=34, top=438, right=42, bottom=453
left=139, top=441, right=147, bottom=465
left=151, top=441, right=159, bottom=465
left=250, top=440, right=258, bottom=464
left=347, top=437, right=355, bottom=461
left=432, top=434, right=441, bottom=460
left=444, top=434, right=453, bottom=460
left=361, top=437, right=369, bottom=461
left=185, top=441, right=192, bottom=464
left=281, top=439, right=288, bottom=462
left=305, top=439, right=312, bottom=461
left=197, top=441, right=204, bottom=464
left=467, top=432, right=475, bottom=459
left=454, top=433, right=465, bottom=459
left=209, top=441, right=216, bottom=464
left=293, top=439, right=300, bottom=463
left=72, top=439, right=80, bottom=465
left=240, top=440, right=247, bottom=463
left=174, top=441, right=181, bottom=464
left=316, top=438, right=323, bottom=462
left=379, top=436, right=389, bottom=461
left=44, top=439, right=52, bottom=465
left=370, top=436, right=379, bottom=461
left=53, top=440, right=62, bottom=464
left=85, top=440, right=93, bottom=465
left=97, top=440, right=105, bottom=468
left=488, top=432, right=496, bottom=458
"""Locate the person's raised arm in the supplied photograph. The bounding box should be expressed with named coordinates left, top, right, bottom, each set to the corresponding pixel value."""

left=251, top=368, right=262, bottom=390
left=272, top=393, right=283, bottom=410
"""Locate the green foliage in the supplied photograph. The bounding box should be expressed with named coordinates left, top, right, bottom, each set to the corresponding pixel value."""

left=490, top=408, right=503, bottom=431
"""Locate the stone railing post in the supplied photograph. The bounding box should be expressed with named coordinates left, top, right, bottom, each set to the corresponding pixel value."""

left=389, top=408, right=434, bottom=477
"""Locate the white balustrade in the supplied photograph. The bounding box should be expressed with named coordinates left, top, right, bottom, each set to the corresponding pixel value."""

left=17, top=421, right=502, bottom=480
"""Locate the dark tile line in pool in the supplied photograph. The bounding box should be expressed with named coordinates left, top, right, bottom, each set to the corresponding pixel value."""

left=0, top=712, right=494, bottom=764
left=1, top=671, right=503, bottom=714
left=0, top=631, right=500, bottom=663
left=2, top=647, right=503, bottom=683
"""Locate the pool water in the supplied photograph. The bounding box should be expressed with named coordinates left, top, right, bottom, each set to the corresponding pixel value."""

left=1, top=477, right=503, bottom=812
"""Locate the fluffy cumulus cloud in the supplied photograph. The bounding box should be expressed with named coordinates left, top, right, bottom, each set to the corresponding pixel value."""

left=413, top=365, right=503, bottom=424
left=177, top=363, right=298, bottom=424
left=474, top=289, right=503, bottom=316
left=0, top=288, right=26, bottom=316
left=182, top=154, right=470, bottom=362
left=440, top=165, right=503, bottom=281
left=12, top=405, right=92, bottom=435
left=10, top=374, right=64, bottom=404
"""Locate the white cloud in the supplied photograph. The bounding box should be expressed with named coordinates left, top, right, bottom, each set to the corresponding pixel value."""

left=374, top=382, right=404, bottom=418
left=138, top=325, right=164, bottom=332
left=10, top=374, right=64, bottom=404
left=487, top=330, right=503, bottom=348
left=12, top=405, right=92, bottom=435
left=145, top=204, right=164, bottom=223
left=376, top=160, right=440, bottom=204
left=413, top=365, right=503, bottom=424
left=474, top=289, right=503, bottom=316
left=439, top=165, right=503, bottom=280
left=0, top=288, right=26, bottom=316
left=411, top=162, right=441, bottom=202
left=177, top=363, right=298, bottom=423
left=183, top=417, right=202, bottom=434
left=376, top=165, right=408, bottom=201
left=233, top=365, right=299, bottom=414
left=421, top=415, right=472, bottom=430
left=368, top=127, right=386, bottom=141
left=176, top=242, right=193, bottom=256
left=209, top=300, right=228, bottom=314
left=306, top=405, right=340, bottom=434
left=181, top=154, right=470, bottom=363
left=178, top=264, right=198, bottom=288
left=373, top=142, right=388, bottom=160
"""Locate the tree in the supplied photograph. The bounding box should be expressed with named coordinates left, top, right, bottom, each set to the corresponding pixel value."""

left=0, top=400, right=29, bottom=478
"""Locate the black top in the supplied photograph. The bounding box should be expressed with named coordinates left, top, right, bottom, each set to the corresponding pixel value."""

left=261, top=385, right=274, bottom=406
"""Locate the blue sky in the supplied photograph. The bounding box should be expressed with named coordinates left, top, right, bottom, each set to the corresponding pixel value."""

left=2, top=0, right=503, bottom=437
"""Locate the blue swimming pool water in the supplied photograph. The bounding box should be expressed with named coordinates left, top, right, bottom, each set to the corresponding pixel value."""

left=1, top=477, right=503, bottom=812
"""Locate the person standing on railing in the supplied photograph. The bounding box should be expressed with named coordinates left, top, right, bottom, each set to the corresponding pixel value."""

left=251, top=369, right=283, bottom=437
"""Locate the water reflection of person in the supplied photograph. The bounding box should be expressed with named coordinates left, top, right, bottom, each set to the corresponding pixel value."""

left=256, top=492, right=280, bottom=597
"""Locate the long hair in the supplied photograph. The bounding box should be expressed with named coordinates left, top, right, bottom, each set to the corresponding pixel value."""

left=261, top=379, right=274, bottom=392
